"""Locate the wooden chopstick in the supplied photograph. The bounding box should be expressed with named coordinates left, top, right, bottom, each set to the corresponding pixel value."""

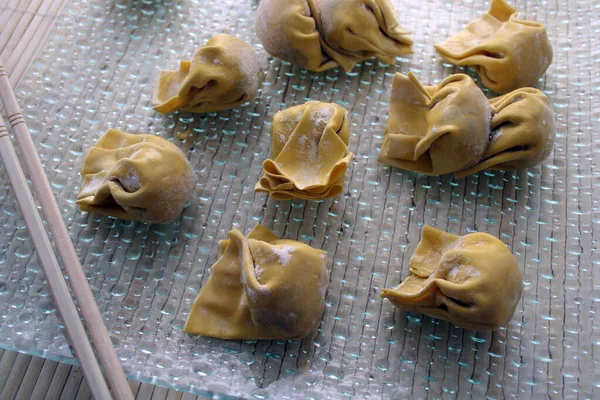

left=0, top=60, right=134, bottom=400
left=0, top=115, right=112, bottom=400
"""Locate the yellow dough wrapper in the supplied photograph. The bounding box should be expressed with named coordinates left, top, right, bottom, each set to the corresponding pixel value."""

left=255, top=0, right=413, bottom=72
left=185, top=225, right=329, bottom=340
left=255, top=101, right=353, bottom=200
left=381, top=225, right=522, bottom=331
left=456, top=87, right=556, bottom=177
left=77, top=129, right=196, bottom=224
left=152, top=34, right=262, bottom=114
left=435, top=0, right=553, bottom=93
left=378, top=72, right=490, bottom=175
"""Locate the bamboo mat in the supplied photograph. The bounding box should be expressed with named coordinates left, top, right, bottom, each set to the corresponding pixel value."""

left=0, top=1, right=208, bottom=399
left=0, top=347, right=203, bottom=399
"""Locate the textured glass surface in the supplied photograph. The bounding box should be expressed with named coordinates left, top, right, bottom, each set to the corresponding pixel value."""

left=0, top=0, right=598, bottom=398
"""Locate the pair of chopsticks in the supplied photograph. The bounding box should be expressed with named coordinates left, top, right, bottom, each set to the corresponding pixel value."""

left=0, top=61, right=133, bottom=399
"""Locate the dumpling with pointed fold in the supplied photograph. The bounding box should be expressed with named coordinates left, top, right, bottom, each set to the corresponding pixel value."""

left=255, top=101, right=353, bottom=200
left=255, top=0, right=413, bottom=72
left=152, top=34, right=262, bottom=114
left=77, top=129, right=196, bottom=224
left=378, top=72, right=490, bottom=175
left=381, top=226, right=522, bottom=331
left=435, top=0, right=553, bottom=94
left=184, top=225, right=329, bottom=340
left=456, top=88, right=555, bottom=177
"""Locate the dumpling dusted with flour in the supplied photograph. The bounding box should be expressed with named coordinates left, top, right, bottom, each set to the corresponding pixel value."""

left=456, top=88, right=555, bottom=177
left=435, top=0, right=553, bottom=93
left=381, top=226, right=522, bottom=331
left=152, top=34, right=262, bottom=114
left=77, top=129, right=195, bottom=224
left=255, top=101, right=353, bottom=200
left=255, top=0, right=413, bottom=72
left=185, top=225, right=329, bottom=340
left=378, top=72, right=490, bottom=175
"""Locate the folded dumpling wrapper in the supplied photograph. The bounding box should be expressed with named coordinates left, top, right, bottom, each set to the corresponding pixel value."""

left=435, top=0, right=553, bottom=93
left=77, top=129, right=196, bottom=224
left=378, top=72, right=490, bottom=175
left=456, top=87, right=556, bottom=177
left=152, top=34, right=262, bottom=114
left=255, top=0, right=413, bottom=72
left=255, top=101, right=353, bottom=200
left=185, top=225, right=329, bottom=340
left=381, top=226, right=522, bottom=331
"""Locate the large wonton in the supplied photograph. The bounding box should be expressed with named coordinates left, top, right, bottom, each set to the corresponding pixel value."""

left=255, top=101, right=353, bottom=200
left=77, top=129, right=196, bottom=224
left=435, top=0, right=553, bottom=93
left=185, top=225, right=329, bottom=340
left=255, top=0, right=413, bottom=72
left=456, top=87, right=555, bottom=177
left=381, top=226, right=522, bottom=331
left=378, top=72, right=490, bottom=175
left=152, top=34, right=262, bottom=114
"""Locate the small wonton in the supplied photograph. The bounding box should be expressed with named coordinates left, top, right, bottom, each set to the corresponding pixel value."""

left=456, top=87, right=555, bottom=177
left=255, top=0, right=413, bottom=72
left=435, top=0, right=553, bottom=93
left=77, top=129, right=195, bottom=224
left=255, top=101, right=353, bottom=200
left=381, top=226, right=522, bottom=331
left=185, top=225, right=329, bottom=340
left=152, top=34, right=262, bottom=114
left=378, top=72, right=490, bottom=175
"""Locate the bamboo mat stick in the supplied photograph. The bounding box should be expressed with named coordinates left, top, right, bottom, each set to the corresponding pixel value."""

left=0, top=61, right=133, bottom=400
left=0, top=117, right=111, bottom=400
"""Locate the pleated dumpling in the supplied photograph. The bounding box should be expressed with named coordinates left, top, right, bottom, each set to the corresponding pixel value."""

left=456, top=88, right=555, bottom=177
left=184, top=225, right=329, bottom=340
left=255, top=0, right=413, bottom=72
left=378, top=72, right=490, bottom=175
left=255, top=0, right=331, bottom=72
left=381, top=226, right=522, bottom=331
left=255, top=101, right=353, bottom=200
left=152, top=34, right=262, bottom=114
left=435, top=0, right=553, bottom=93
left=77, top=129, right=196, bottom=224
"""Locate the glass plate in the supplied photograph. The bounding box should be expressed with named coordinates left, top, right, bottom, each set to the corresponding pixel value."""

left=0, top=0, right=597, bottom=398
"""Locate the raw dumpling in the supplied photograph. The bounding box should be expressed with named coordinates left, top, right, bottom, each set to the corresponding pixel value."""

left=456, top=88, right=555, bottom=177
left=152, top=34, right=262, bottom=114
left=255, top=0, right=413, bottom=72
left=378, top=72, right=490, bottom=175
left=184, top=225, right=329, bottom=340
left=77, top=129, right=195, bottom=224
left=381, top=226, right=522, bottom=331
left=435, top=0, right=553, bottom=94
left=255, top=101, right=353, bottom=200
